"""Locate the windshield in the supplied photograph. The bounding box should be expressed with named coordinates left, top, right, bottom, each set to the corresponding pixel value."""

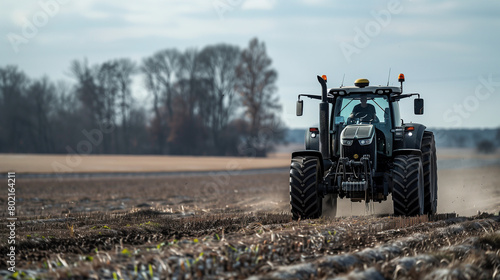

left=335, top=94, right=390, bottom=125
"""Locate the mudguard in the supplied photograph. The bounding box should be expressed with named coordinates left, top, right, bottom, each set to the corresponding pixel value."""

left=291, top=150, right=325, bottom=172
left=393, top=123, right=426, bottom=153
left=305, top=128, right=320, bottom=151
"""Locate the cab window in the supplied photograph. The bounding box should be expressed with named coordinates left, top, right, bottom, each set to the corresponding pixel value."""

left=335, top=94, right=390, bottom=125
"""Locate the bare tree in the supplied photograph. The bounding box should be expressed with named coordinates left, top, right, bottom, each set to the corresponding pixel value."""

left=0, top=66, right=31, bottom=152
left=50, top=80, right=82, bottom=153
left=198, top=44, right=240, bottom=154
left=176, top=49, right=202, bottom=117
left=70, top=59, right=135, bottom=153
left=70, top=59, right=103, bottom=131
left=167, top=49, right=211, bottom=155
left=96, top=61, right=121, bottom=153
left=141, top=49, right=180, bottom=154
left=126, top=105, right=149, bottom=154
left=235, top=38, right=284, bottom=156
left=26, top=76, right=56, bottom=153
left=114, top=58, right=136, bottom=153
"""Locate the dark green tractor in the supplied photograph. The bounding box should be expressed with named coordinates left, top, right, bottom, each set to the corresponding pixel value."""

left=291, top=74, right=437, bottom=219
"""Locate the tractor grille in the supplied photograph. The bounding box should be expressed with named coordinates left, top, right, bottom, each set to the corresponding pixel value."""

left=342, top=141, right=374, bottom=160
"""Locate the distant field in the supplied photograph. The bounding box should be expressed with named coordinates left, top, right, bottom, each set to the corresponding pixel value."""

left=436, top=147, right=500, bottom=160
left=0, top=153, right=291, bottom=174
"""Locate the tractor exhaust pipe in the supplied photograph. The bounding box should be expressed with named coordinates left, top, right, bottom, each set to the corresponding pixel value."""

left=317, top=75, right=330, bottom=159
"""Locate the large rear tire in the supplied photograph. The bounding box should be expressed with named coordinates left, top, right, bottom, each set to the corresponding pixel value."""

left=290, top=156, right=322, bottom=220
left=392, top=155, right=424, bottom=216
left=422, top=131, right=438, bottom=215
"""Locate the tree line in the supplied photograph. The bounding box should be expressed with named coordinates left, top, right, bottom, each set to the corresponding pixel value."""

left=0, top=38, right=285, bottom=156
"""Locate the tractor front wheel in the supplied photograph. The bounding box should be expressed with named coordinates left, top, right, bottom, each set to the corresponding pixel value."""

left=392, top=154, right=425, bottom=216
left=290, top=156, right=323, bottom=220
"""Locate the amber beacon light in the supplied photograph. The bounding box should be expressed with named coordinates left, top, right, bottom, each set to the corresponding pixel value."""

left=398, top=73, right=405, bottom=92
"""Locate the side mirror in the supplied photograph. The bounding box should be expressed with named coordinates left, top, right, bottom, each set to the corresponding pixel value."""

left=296, top=100, right=303, bottom=116
left=414, top=98, right=424, bottom=115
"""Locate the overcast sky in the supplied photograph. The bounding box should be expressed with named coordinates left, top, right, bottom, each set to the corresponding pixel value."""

left=2, top=0, right=500, bottom=129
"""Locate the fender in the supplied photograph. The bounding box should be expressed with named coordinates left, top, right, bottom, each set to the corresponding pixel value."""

left=394, top=123, right=426, bottom=151
left=305, top=127, right=320, bottom=151
left=291, top=150, right=325, bottom=172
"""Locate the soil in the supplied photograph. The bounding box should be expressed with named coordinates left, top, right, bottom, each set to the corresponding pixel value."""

left=1, top=166, right=500, bottom=279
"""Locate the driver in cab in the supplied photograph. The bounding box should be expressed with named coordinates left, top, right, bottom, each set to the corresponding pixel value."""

left=349, top=96, right=376, bottom=123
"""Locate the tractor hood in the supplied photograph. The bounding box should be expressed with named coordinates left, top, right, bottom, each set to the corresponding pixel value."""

left=341, top=124, right=374, bottom=140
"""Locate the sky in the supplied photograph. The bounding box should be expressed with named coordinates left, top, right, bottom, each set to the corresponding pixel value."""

left=1, top=0, right=500, bottom=129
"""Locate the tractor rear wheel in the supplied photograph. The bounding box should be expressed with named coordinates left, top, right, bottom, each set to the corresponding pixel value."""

left=422, top=131, right=438, bottom=215
left=290, top=156, right=322, bottom=220
left=392, top=154, right=424, bottom=216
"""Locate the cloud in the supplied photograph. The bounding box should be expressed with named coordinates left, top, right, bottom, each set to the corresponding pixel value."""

left=241, top=0, right=277, bottom=10
left=299, top=0, right=328, bottom=5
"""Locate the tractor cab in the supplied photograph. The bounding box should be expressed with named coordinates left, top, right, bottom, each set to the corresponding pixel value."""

left=330, top=80, right=403, bottom=163
left=332, top=92, right=393, bottom=159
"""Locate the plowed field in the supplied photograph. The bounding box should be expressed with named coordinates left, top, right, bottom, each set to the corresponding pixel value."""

left=1, top=151, right=500, bottom=279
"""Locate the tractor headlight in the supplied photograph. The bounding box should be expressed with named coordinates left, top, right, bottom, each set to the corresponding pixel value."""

left=341, top=139, right=354, bottom=146
left=358, top=138, right=373, bottom=146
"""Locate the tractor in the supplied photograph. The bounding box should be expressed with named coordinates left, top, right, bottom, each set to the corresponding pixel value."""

left=290, top=74, right=437, bottom=219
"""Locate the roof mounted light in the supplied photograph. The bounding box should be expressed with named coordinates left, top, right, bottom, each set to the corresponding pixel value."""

left=321, top=75, right=327, bottom=82
left=398, top=73, right=405, bottom=92
left=329, top=89, right=347, bottom=95
left=376, top=89, right=393, bottom=94
left=354, top=78, right=369, bottom=88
